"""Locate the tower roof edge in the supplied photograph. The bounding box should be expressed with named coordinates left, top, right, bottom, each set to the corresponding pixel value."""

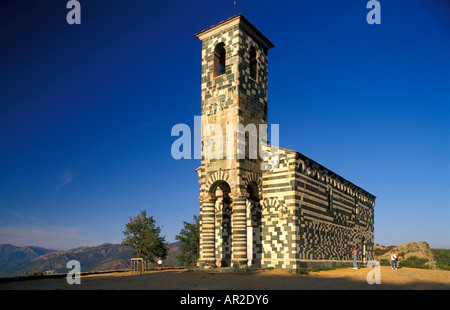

left=195, top=14, right=275, bottom=50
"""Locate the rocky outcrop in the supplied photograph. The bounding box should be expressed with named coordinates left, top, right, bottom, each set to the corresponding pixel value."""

left=374, top=241, right=438, bottom=269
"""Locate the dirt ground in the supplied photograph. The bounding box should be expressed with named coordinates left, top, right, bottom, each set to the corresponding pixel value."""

left=1, top=266, right=449, bottom=290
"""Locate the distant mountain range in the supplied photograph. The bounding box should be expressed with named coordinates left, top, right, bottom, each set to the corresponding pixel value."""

left=0, top=242, right=181, bottom=278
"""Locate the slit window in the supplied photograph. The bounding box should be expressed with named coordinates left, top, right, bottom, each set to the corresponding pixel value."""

left=249, top=46, right=257, bottom=80
left=355, top=197, right=360, bottom=218
left=327, top=187, right=333, bottom=212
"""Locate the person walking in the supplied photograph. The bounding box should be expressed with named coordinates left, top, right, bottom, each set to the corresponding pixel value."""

left=391, top=250, right=398, bottom=269
left=157, top=259, right=163, bottom=270
left=352, top=246, right=358, bottom=269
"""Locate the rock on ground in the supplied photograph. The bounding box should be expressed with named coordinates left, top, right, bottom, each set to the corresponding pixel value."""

left=374, top=241, right=438, bottom=269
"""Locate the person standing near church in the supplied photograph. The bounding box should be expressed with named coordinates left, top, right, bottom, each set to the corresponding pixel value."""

left=391, top=250, right=398, bottom=269
left=352, top=246, right=358, bottom=269
left=157, top=259, right=162, bottom=270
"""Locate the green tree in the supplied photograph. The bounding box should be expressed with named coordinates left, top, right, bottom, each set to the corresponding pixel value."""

left=122, top=210, right=168, bottom=263
left=175, top=215, right=200, bottom=266
left=432, top=249, right=450, bottom=270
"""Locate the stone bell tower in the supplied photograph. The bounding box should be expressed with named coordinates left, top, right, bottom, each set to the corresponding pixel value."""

left=195, top=15, right=274, bottom=268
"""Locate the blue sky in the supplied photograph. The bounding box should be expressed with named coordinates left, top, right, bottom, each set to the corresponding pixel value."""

left=0, top=0, right=449, bottom=250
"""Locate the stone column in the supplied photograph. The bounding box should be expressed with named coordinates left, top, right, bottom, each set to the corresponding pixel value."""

left=231, top=195, right=248, bottom=268
left=198, top=195, right=217, bottom=268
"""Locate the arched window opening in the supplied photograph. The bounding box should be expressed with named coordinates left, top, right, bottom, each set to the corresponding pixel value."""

left=249, top=46, right=257, bottom=80
left=214, top=43, right=226, bottom=77
left=247, top=182, right=259, bottom=202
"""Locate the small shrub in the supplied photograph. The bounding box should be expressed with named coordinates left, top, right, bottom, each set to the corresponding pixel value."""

left=335, top=264, right=353, bottom=269
left=296, top=268, right=309, bottom=275
left=399, top=256, right=429, bottom=269
left=379, top=259, right=390, bottom=266
left=311, top=267, right=333, bottom=272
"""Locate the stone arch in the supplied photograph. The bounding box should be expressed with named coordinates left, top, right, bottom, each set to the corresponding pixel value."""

left=206, top=170, right=230, bottom=189
left=208, top=179, right=231, bottom=199
left=242, top=172, right=263, bottom=200
left=261, top=197, right=287, bottom=218
left=206, top=170, right=231, bottom=197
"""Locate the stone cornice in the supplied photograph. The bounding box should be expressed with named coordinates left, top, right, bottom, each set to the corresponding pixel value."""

left=195, top=14, right=275, bottom=50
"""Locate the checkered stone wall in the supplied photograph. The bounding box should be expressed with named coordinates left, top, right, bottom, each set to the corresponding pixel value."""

left=260, top=146, right=375, bottom=270
left=260, top=198, right=299, bottom=270
left=293, top=150, right=375, bottom=267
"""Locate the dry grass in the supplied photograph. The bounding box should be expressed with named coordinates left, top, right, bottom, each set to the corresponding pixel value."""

left=1, top=266, right=449, bottom=290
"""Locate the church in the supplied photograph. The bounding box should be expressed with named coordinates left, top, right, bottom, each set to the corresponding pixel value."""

left=195, top=15, right=375, bottom=270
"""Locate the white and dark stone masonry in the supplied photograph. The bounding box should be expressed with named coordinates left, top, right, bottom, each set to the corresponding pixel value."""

left=195, top=15, right=375, bottom=271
